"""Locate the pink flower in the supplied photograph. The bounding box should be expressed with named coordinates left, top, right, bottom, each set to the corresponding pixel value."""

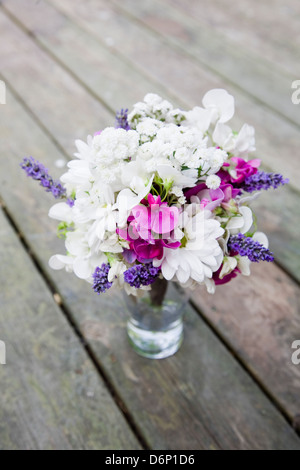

left=118, top=194, right=181, bottom=263
left=196, top=188, right=225, bottom=211
left=132, top=195, right=179, bottom=237
left=213, top=266, right=240, bottom=285
left=185, top=183, right=224, bottom=211
left=217, top=169, right=231, bottom=184
left=230, top=157, right=261, bottom=184
left=185, top=181, right=242, bottom=213
left=220, top=184, right=240, bottom=202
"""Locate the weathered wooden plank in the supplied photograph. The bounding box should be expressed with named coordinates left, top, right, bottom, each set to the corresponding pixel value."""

left=0, top=11, right=113, bottom=156
left=191, top=262, right=300, bottom=422
left=251, top=187, right=300, bottom=282
left=1, top=65, right=300, bottom=450
left=110, top=0, right=300, bottom=129
left=6, top=0, right=299, bottom=281
left=0, top=208, right=140, bottom=450
left=163, top=0, right=300, bottom=77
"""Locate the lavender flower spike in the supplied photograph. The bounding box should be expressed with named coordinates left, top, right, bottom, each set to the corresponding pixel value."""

left=240, top=170, right=289, bottom=193
left=21, top=157, right=67, bottom=200
left=115, top=109, right=131, bottom=130
left=93, top=264, right=113, bottom=294
left=228, top=233, right=274, bottom=263
left=124, top=263, right=161, bottom=288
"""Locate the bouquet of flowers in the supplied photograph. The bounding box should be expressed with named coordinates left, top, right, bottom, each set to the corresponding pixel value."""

left=21, top=90, right=288, bottom=297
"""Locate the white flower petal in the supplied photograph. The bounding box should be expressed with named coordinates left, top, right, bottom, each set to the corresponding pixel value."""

left=203, top=89, right=235, bottom=123
left=237, top=256, right=251, bottom=276
left=48, top=203, right=73, bottom=224
left=253, top=231, right=269, bottom=248
left=73, top=258, right=92, bottom=280
left=49, top=255, right=73, bottom=270
left=239, top=206, right=253, bottom=234
left=161, top=261, right=176, bottom=281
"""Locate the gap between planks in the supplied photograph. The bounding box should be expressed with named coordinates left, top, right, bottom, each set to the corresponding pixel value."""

left=189, top=296, right=300, bottom=436
left=0, top=196, right=150, bottom=451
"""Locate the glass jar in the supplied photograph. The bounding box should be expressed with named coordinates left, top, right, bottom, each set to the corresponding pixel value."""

left=124, top=279, right=190, bottom=359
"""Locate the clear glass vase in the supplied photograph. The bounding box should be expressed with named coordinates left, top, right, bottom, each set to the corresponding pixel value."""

left=124, top=279, right=190, bottom=359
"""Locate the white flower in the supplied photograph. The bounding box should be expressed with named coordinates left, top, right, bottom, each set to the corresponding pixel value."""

left=136, top=118, right=162, bottom=139
left=234, top=124, right=256, bottom=157
left=174, top=147, right=191, bottom=165
left=74, top=136, right=93, bottom=161
left=213, top=122, right=255, bottom=158
left=153, top=99, right=173, bottom=115
left=184, top=106, right=212, bottom=133
left=237, top=256, right=251, bottom=276
left=195, top=147, right=227, bottom=175
left=60, top=159, right=92, bottom=195
left=49, top=227, right=107, bottom=281
left=206, top=175, right=221, bottom=189
left=157, top=164, right=197, bottom=189
left=116, top=176, right=154, bottom=226
left=92, top=128, right=139, bottom=165
left=144, top=93, right=163, bottom=106
left=253, top=231, right=269, bottom=248
left=171, top=186, right=184, bottom=198
left=219, top=257, right=238, bottom=279
left=226, top=206, right=253, bottom=235
left=49, top=202, right=74, bottom=224
left=202, top=89, right=235, bottom=124
left=49, top=254, right=74, bottom=273
left=155, top=210, right=224, bottom=289
left=108, top=261, right=127, bottom=286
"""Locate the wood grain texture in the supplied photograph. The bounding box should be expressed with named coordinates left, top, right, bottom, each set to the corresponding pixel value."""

left=111, top=0, right=300, bottom=128
left=0, top=209, right=140, bottom=450
left=3, top=0, right=299, bottom=281
left=163, top=0, right=300, bottom=77
left=0, top=9, right=113, bottom=156
left=0, top=70, right=300, bottom=450
left=191, top=262, right=300, bottom=421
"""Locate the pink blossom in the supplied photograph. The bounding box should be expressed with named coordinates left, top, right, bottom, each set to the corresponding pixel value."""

left=132, top=195, right=179, bottom=236
left=185, top=183, right=224, bottom=211
left=213, top=266, right=240, bottom=285
left=118, top=194, right=181, bottom=263
left=220, top=184, right=240, bottom=202
left=230, top=157, right=261, bottom=184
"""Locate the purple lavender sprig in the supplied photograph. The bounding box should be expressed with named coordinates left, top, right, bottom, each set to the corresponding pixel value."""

left=228, top=233, right=274, bottom=263
left=239, top=170, right=289, bottom=193
left=124, top=263, right=161, bottom=288
left=21, top=157, right=74, bottom=206
left=93, top=264, right=113, bottom=294
left=115, top=109, right=131, bottom=131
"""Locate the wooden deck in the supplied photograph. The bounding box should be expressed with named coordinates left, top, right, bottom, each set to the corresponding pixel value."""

left=0, top=0, right=299, bottom=450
